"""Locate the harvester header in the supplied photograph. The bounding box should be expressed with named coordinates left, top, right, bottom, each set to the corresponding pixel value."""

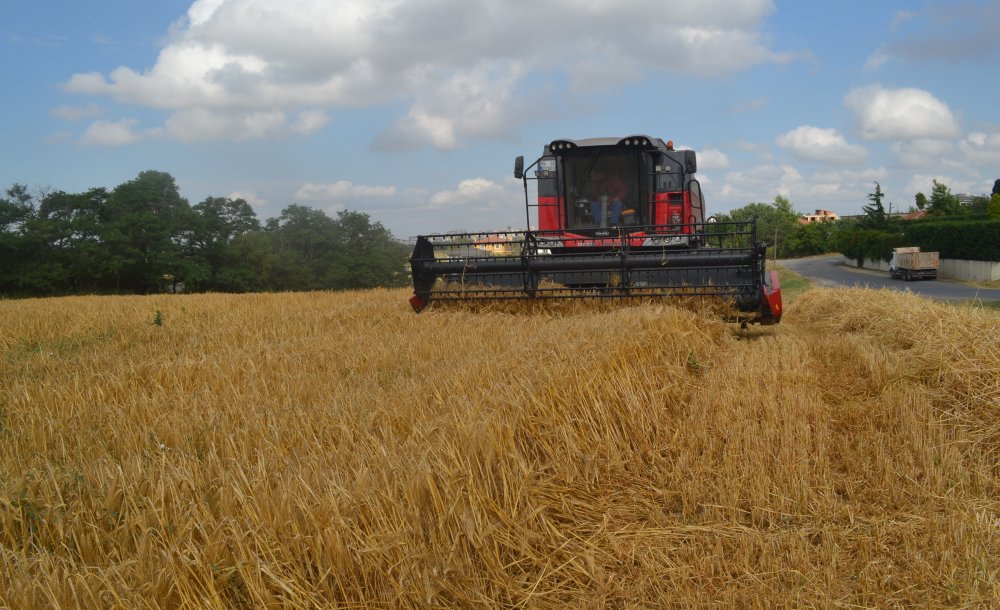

left=408, top=135, right=782, bottom=324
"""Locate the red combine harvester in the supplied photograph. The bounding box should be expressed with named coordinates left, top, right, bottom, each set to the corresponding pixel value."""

left=408, top=135, right=782, bottom=324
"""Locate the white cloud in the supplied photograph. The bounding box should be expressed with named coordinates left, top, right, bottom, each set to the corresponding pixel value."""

left=863, top=45, right=889, bottom=70
left=295, top=181, right=397, bottom=202
left=187, top=0, right=227, bottom=28
left=374, top=62, right=542, bottom=151
left=51, top=104, right=105, bottom=121
left=565, top=50, right=645, bottom=93
left=128, top=106, right=328, bottom=143
left=378, top=106, right=460, bottom=152
left=890, top=138, right=958, bottom=169
left=776, top=125, right=867, bottom=164
left=162, top=108, right=288, bottom=142
left=227, top=190, right=267, bottom=208
left=844, top=84, right=960, bottom=140
left=698, top=148, right=731, bottom=170
left=906, top=174, right=956, bottom=197
left=79, top=119, right=145, bottom=146
left=61, top=0, right=798, bottom=148
left=324, top=178, right=525, bottom=235
left=959, top=130, right=1000, bottom=165
left=63, top=72, right=112, bottom=95
left=291, top=109, right=330, bottom=135
left=428, top=178, right=509, bottom=210
left=715, top=162, right=889, bottom=214
left=883, top=4, right=1000, bottom=63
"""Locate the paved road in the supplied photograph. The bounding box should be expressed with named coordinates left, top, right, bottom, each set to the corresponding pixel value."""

left=778, top=254, right=1000, bottom=302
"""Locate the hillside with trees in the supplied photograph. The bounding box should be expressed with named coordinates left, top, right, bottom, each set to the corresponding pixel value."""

left=0, top=172, right=410, bottom=297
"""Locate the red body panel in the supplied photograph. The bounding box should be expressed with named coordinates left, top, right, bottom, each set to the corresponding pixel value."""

left=538, top=195, right=561, bottom=231
left=761, top=270, right=782, bottom=324
left=651, top=192, right=692, bottom=233
left=539, top=192, right=692, bottom=241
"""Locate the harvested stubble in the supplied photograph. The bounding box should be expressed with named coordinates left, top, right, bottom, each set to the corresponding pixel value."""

left=0, top=288, right=996, bottom=608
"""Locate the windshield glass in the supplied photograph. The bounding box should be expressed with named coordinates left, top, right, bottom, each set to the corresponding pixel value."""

left=562, top=148, right=643, bottom=230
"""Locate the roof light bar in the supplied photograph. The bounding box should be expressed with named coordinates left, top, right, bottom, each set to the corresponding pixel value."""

left=618, top=135, right=653, bottom=148
left=549, top=140, right=577, bottom=151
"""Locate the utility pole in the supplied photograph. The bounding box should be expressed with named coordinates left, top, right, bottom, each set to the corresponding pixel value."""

left=771, top=200, right=780, bottom=263
left=774, top=225, right=778, bottom=263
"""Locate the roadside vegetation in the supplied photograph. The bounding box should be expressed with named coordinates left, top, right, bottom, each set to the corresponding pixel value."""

left=2, top=287, right=996, bottom=608
left=773, top=265, right=812, bottom=305
left=963, top=299, right=1000, bottom=311
left=717, top=180, right=1000, bottom=267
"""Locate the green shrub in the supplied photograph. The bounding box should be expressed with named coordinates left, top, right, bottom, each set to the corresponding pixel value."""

left=836, top=227, right=903, bottom=267
left=903, top=219, right=1000, bottom=261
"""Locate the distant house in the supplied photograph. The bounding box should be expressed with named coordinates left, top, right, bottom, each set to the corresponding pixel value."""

left=902, top=210, right=928, bottom=221
left=799, top=209, right=840, bottom=224
left=474, top=234, right=514, bottom=256
left=955, top=193, right=976, bottom=207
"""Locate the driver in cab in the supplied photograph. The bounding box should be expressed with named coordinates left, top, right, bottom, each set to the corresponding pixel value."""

left=589, top=171, right=626, bottom=226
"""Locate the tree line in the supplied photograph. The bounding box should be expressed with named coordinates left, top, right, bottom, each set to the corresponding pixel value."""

left=1, top=171, right=410, bottom=297
left=714, top=179, right=1000, bottom=261
left=6, top=171, right=998, bottom=298
left=836, top=179, right=1000, bottom=265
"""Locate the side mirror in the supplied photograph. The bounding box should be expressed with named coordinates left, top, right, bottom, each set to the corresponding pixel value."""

left=514, top=156, right=524, bottom=180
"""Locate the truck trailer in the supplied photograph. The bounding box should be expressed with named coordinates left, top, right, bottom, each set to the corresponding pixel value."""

left=890, top=247, right=939, bottom=281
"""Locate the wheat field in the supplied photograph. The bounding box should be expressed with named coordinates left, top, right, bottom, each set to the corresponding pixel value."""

left=1, top=287, right=997, bottom=608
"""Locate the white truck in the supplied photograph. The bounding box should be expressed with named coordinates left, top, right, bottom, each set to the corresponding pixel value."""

left=889, top=247, right=939, bottom=281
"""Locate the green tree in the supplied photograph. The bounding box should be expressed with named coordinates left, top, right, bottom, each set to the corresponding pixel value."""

left=992, top=179, right=1000, bottom=197
left=0, top=183, right=34, bottom=228
left=836, top=222, right=903, bottom=267
left=988, top=193, right=1000, bottom=219
left=268, top=204, right=341, bottom=290
left=190, top=196, right=261, bottom=289
left=927, top=180, right=964, bottom=217
left=102, top=171, right=196, bottom=293
left=721, top=196, right=801, bottom=258
left=861, top=182, right=888, bottom=229
left=33, top=188, right=109, bottom=292
left=915, top=192, right=927, bottom=211
left=328, top=210, right=409, bottom=289
left=784, top=220, right=836, bottom=257
left=835, top=184, right=906, bottom=267
left=267, top=205, right=409, bottom=291
left=969, top=195, right=991, bottom=216
left=215, top=232, right=278, bottom=292
left=192, top=197, right=260, bottom=247
left=0, top=184, right=37, bottom=294
left=2, top=175, right=409, bottom=296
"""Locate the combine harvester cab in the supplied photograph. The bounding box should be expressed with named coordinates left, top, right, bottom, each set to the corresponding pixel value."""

left=409, top=135, right=781, bottom=324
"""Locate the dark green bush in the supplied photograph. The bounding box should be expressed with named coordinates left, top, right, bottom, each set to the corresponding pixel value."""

left=903, top=219, right=1000, bottom=261
left=837, top=228, right=904, bottom=267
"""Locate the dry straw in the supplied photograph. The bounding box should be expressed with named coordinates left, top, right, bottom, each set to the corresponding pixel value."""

left=0, top=287, right=996, bottom=608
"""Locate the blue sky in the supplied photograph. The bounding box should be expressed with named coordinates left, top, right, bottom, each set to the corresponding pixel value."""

left=3, top=0, right=999, bottom=237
